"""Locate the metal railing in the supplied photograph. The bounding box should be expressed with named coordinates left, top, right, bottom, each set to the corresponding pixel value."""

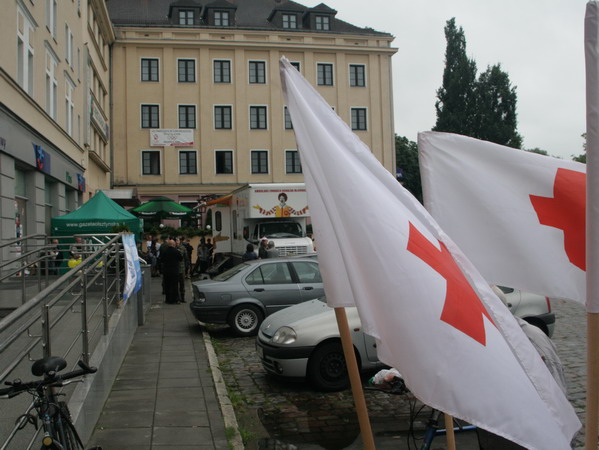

left=0, top=233, right=126, bottom=449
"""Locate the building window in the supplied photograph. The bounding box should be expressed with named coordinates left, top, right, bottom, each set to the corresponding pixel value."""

left=290, top=61, right=301, bottom=72
left=250, top=106, right=267, bottom=129
left=178, top=59, right=195, bottom=82
left=286, top=150, right=302, bottom=174
left=179, top=151, right=197, bottom=174
left=251, top=150, right=268, bottom=174
left=282, top=14, right=297, bottom=29
left=214, top=60, right=231, bottom=83
left=178, top=105, right=196, bottom=128
left=46, top=0, right=57, bottom=37
left=284, top=107, right=293, bottom=130
left=349, top=64, right=366, bottom=87
left=141, top=58, right=159, bottom=81
left=17, top=7, right=35, bottom=95
left=142, top=151, right=160, bottom=175
left=141, top=105, right=159, bottom=128
left=215, top=150, right=233, bottom=174
left=179, top=9, right=194, bottom=25
left=65, top=79, right=74, bottom=136
left=214, top=106, right=232, bottom=129
left=351, top=108, right=367, bottom=131
left=214, top=11, right=230, bottom=26
left=45, top=51, right=58, bottom=119
left=65, top=25, right=73, bottom=66
left=315, top=15, right=330, bottom=30
left=249, top=61, right=266, bottom=84
left=317, top=63, right=333, bottom=86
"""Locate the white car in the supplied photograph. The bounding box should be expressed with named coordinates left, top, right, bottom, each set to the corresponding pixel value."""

left=256, top=288, right=555, bottom=391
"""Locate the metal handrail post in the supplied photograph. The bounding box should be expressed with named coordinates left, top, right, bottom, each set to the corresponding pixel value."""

left=81, top=270, right=89, bottom=364
left=42, top=303, right=51, bottom=358
left=102, top=252, right=108, bottom=336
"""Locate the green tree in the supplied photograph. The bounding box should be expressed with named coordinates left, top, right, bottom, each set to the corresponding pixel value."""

left=524, top=147, right=549, bottom=156
left=572, top=133, right=586, bottom=163
left=474, top=64, right=522, bottom=148
left=433, top=18, right=478, bottom=136
left=434, top=19, right=522, bottom=148
left=395, top=135, right=422, bottom=202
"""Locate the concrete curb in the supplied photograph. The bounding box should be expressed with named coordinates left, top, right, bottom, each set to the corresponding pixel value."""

left=201, top=324, right=244, bottom=450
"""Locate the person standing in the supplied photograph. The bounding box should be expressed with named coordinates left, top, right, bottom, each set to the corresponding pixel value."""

left=48, top=239, right=61, bottom=275
left=258, top=237, right=269, bottom=259
left=176, top=237, right=188, bottom=302
left=183, top=237, right=193, bottom=278
left=266, top=241, right=279, bottom=258
left=160, top=239, right=182, bottom=304
left=242, top=244, right=258, bottom=262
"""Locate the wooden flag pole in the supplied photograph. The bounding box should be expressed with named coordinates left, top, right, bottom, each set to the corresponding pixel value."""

left=334, top=307, right=376, bottom=450
left=586, top=312, right=599, bottom=449
left=444, top=413, right=457, bottom=450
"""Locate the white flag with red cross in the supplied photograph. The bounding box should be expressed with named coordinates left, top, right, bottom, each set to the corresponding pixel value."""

left=418, top=132, right=590, bottom=310
left=279, top=57, right=580, bottom=450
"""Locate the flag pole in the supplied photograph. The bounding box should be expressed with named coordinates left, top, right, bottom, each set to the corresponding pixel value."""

left=334, top=307, right=376, bottom=450
left=585, top=3, right=599, bottom=449
left=444, top=414, right=457, bottom=450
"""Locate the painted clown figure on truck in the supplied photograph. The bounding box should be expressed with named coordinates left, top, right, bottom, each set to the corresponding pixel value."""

left=205, top=183, right=315, bottom=265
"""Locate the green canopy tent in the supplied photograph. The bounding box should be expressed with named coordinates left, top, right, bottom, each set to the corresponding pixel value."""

left=51, top=191, right=143, bottom=237
left=130, top=196, right=194, bottom=219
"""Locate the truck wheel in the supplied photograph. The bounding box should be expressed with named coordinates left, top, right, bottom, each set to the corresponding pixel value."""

left=229, top=305, right=263, bottom=337
left=307, top=341, right=352, bottom=392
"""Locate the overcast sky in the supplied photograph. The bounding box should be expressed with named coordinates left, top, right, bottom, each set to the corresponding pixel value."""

left=302, top=0, right=589, bottom=159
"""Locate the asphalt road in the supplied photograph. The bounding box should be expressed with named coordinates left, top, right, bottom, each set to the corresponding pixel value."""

left=209, top=297, right=588, bottom=449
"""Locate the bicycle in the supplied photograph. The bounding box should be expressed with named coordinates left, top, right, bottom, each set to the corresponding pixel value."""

left=365, top=373, right=478, bottom=450
left=0, top=356, right=99, bottom=450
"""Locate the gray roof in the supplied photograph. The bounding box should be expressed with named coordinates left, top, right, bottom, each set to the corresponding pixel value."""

left=106, top=0, right=392, bottom=36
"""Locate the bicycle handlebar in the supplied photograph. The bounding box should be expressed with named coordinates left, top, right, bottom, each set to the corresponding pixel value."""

left=0, top=360, right=97, bottom=399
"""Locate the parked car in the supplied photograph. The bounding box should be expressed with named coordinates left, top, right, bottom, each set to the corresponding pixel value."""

left=190, top=257, right=324, bottom=336
left=256, top=288, right=556, bottom=391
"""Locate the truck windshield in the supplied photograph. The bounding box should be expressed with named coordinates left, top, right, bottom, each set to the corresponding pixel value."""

left=258, top=222, right=303, bottom=239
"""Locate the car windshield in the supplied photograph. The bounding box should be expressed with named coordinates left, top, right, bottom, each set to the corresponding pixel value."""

left=213, top=263, right=249, bottom=281
left=258, top=222, right=302, bottom=239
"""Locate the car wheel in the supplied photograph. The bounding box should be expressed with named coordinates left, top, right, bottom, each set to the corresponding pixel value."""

left=228, top=304, right=264, bottom=337
left=307, top=341, right=353, bottom=392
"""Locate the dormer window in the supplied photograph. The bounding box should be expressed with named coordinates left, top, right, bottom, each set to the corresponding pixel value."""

left=282, top=14, right=297, bottom=29
left=214, top=10, right=230, bottom=26
left=179, top=9, right=195, bottom=25
left=315, top=15, right=330, bottom=31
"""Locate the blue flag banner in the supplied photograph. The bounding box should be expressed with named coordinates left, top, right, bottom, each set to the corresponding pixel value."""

left=122, top=233, right=142, bottom=302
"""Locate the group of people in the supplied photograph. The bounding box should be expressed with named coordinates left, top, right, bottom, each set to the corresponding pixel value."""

left=144, top=234, right=214, bottom=305
left=242, top=237, right=278, bottom=261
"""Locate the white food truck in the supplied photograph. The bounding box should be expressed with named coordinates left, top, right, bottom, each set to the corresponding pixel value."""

left=205, top=183, right=315, bottom=263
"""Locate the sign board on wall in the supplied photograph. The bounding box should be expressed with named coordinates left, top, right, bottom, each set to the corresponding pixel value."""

left=150, top=129, right=194, bottom=147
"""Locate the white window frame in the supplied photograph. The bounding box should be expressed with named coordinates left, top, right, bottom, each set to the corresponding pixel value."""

left=213, top=104, right=233, bottom=130
left=285, top=149, right=302, bottom=174
left=177, top=58, right=196, bottom=83
left=45, top=0, right=57, bottom=37
left=65, top=75, right=75, bottom=135
left=349, top=64, right=366, bottom=87
left=177, top=104, right=197, bottom=129
left=249, top=105, right=268, bottom=130
left=250, top=149, right=269, bottom=175
left=141, top=150, right=161, bottom=175
left=45, top=46, right=58, bottom=119
left=284, top=106, right=293, bottom=130
left=178, top=149, right=198, bottom=175
left=140, top=57, right=160, bottom=82
left=213, top=58, right=232, bottom=83
left=316, top=62, right=334, bottom=86
left=214, top=149, right=234, bottom=175
left=65, top=24, right=73, bottom=66
left=350, top=107, right=368, bottom=131
left=17, top=5, right=36, bottom=95
left=248, top=60, right=267, bottom=84
left=140, top=103, right=160, bottom=129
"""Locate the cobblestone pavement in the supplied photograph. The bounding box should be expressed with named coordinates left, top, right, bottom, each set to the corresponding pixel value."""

left=210, top=298, right=588, bottom=449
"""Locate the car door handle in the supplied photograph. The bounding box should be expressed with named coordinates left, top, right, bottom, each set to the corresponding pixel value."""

left=303, top=287, right=314, bottom=290
left=254, top=288, right=265, bottom=292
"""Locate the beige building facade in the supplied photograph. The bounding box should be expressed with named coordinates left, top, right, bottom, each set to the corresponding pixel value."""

left=0, top=0, right=114, bottom=243
left=108, top=0, right=397, bottom=217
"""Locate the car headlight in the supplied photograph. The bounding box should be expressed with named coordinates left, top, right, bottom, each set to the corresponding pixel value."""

left=272, top=326, right=297, bottom=344
left=193, top=288, right=206, bottom=303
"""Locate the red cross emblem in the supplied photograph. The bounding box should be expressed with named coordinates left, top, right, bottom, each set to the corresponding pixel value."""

left=407, top=222, right=495, bottom=346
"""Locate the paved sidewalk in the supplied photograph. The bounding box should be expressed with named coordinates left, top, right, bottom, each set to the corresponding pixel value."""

left=88, top=277, right=241, bottom=449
